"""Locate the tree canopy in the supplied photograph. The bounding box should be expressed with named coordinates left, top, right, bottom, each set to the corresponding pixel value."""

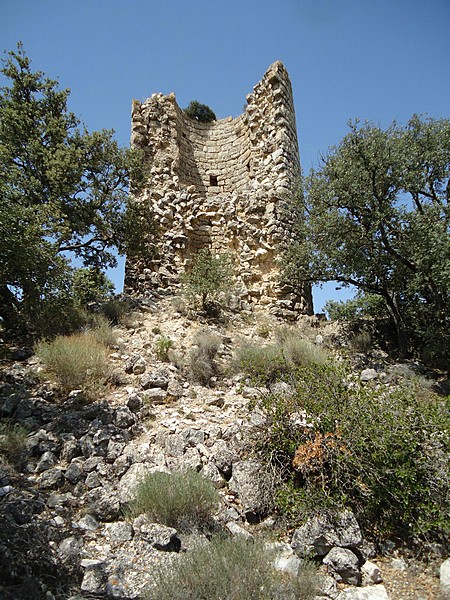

left=183, top=100, right=216, bottom=123
left=0, top=44, right=152, bottom=333
left=286, top=115, right=450, bottom=364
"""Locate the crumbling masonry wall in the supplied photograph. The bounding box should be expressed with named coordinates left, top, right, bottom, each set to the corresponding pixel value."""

left=125, top=61, right=313, bottom=319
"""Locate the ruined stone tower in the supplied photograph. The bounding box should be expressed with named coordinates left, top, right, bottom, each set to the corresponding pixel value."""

left=125, top=61, right=313, bottom=319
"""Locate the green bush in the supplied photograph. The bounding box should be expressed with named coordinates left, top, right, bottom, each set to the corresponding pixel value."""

left=35, top=332, right=111, bottom=398
left=155, top=335, right=173, bottom=361
left=128, top=470, right=220, bottom=530
left=87, top=315, right=118, bottom=348
left=183, top=100, right=216, bottom=123
left=188, top=330, right=222, bottom=385
left=100, top=297, right=132, bottom=326
left=256, top=363, right=450, bottom=542
left=147, top=535, right=320, bottom=600
left=0, top=420, right=28, bottom=463
left=72, top=267, right=114, bottom=307
left=183, top=248, right=233, bottom=313
left=279, top=334, right=329, bottom=369
left=235, top=333, right=329, bottom=386
left=325, top=292, right=389, bottom=322
left=235, top=343, right=286, bottom=385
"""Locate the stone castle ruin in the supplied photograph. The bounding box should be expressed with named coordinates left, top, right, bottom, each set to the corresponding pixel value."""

left=124, top=61, right=312, bottom=319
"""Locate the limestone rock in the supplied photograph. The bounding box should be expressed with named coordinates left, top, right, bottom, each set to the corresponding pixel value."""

left=323, top=547, right=361, bottom=585
left=119, top=463, right=149, bottom=503
left=140, top=370, right=169, bottom=390
left=337, top=585, right=390, bottom=600
left=361, top=560, right=383, bottom=585
left=228, top=460, right=271, bottom=517
left=291, top=510, right=362, bottom=558
left=105, top=521, right=133, bottom=543
left=133, top=516, right=181, bottom=552
left=440, top=557, right=450, bottom=598
left=80, top=559, right=107, bottom=594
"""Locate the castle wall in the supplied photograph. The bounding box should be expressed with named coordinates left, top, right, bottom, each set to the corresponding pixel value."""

left=125, top=61, right=312, bottom=319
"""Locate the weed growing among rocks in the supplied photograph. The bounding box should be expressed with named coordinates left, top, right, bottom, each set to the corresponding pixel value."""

left=188, top=330, right=222, bottom=385
left=154, top=335, right=173, bottom=361
left=127, top=470, right=220, bottom=530
left=0, top=420, right=28, bottom=464
left=35, top=332, right=111, bottom=399
left=147, top=535, right=320, bottom=600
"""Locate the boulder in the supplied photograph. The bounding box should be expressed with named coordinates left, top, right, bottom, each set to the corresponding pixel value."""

left=361, top=561, right=383, bottom=585
left=140, top=370, right=169, bottom=390
left=228, top=460, right=271, bottom=518
left=119, top=463, right=149, bottom=503
left=80, top=559, right=107, bottom=594
left=105, top=521, right=133, bottom=543
left=323, top=547, right=361, bottom=585
left=291, top=510, right=362, bottom=558
left=337, top=585, right=389, bottom=599
left=133, top=515, right=181, bottom=552
left=441, top=557, right=450, bottom=598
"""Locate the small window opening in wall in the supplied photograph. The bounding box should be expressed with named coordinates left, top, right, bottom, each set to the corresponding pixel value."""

left=210, top=175, right=218, bottom=186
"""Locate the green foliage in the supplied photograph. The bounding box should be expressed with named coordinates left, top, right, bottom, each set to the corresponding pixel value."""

left=235, top=343, right=286, bottom=385
left=235, top=333, right=329, bottom=386
left=72, top=268, right=114, bottom=307
left=0, top=44, right=152, bottom=334
left=188, top=330, right=222, bottom=385
left=0, top=420, right=28, bottom=463
left=256, top=363, right=450, bottom=541
left=183, top=100, right=216, bottom=123
left=154, top=335, right=173, bottom=361
left=286, top=115, right=450, bottom=365
left=277, top=330, right=329, bottom=369
left=35, top=332, right=111, bottom=398
left=324, top=292, right=388, bottom=322
left=128, top=470, right=220, bottom=530
left=87, top=315, right=118, bottom=348
left=147, top=535, right=320, bottom=600
left=183, top=248, right=233, bottom=313
left=100, top=297, right=132, bottom=326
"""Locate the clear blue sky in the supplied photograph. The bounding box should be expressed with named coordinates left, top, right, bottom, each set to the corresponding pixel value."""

left=2, top=0, right=449, bottom=311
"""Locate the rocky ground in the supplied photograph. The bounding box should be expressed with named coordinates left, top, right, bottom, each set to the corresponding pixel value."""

left=0, top=297, right=448, bottom=599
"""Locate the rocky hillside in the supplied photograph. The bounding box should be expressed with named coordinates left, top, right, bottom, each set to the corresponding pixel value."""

left=0, top=297, right=448, bottom=599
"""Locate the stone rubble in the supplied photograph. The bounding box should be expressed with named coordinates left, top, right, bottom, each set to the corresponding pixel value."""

left=0, top=304, right=446, bottom=599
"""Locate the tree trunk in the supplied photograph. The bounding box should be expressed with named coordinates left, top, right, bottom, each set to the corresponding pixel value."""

left=383, top=293, right=409, bottom=358
left=0, top=284, right=20, bottom=330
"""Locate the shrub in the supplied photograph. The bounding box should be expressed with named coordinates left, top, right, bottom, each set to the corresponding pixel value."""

left=100, top=297, right=132, bottom=326
left=147, top=535, right=320, bottom=600
left=183, top=248, right=233, bottom=313
left=128, top=470, right=220, bottom=530
left=87, top=315, right=118, bottom=348
left=235, top=333, right=329, bottom=386
left=349, top=330, right=372, bottom=353
left=280, top=334, right=329, bottom=368
left=324, top=293, right=390, bottom=322
left=235, top=343, right=286, bottom=386
left=35, top=332, right=110, bottom=398
left=188, top=330, right=222, bottom=385
left=256, top=363, right=450, bottom=542
left=183, top=100, right=216, bottom=123
left=0, top=420, right=28, bottom=463
left=155, top=335, right=173, bottom=361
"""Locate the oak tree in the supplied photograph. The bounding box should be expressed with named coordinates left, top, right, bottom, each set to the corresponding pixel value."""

left=0, top=44, right=151, bottom=332
left=287, top=116, right=450, bottom=364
